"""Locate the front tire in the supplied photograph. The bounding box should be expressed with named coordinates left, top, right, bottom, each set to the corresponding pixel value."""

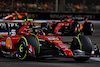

left=71, top=34, right=92, bottom=61
left=17, top=36, right=28, bottom=60
left=17, top=36, right=39, bottom=60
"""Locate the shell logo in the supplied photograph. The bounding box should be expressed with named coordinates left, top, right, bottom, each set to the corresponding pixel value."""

left=6, top=37, right=12, bottom=49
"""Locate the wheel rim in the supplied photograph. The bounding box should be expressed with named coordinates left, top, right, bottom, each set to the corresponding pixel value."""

left=19, top=44, right=24, bottom=53
left=18, top=40, right=28, bottom=60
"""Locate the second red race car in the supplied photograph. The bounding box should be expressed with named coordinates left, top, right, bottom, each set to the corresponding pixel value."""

left=46, top=16, right=94, bottom=36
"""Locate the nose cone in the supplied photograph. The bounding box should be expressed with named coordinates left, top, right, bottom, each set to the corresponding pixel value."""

left=65, top=49, right=73, bottom=56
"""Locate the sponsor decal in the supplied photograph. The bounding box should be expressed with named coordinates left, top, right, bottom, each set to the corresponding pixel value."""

left=39, top=39, right=45, bottom=42
left=0, top=23, right=18, bottom=28
left=47, top=37, right=59, bottom=40
left=28, top=44, right=35, bottom=54
left=57, top=23, right=64, bottom=26
left=11, top=29, right=16, bottom=36
left=64, top=48, right=69, bottom=51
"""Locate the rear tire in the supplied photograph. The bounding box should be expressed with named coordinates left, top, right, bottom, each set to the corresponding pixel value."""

left=70, top=22, right=80, bottom=35
left=83, top=22, right=94, bottom=35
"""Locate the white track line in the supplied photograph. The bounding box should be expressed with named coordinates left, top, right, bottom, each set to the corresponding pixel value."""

left=90, top=57, right=100, bottom=62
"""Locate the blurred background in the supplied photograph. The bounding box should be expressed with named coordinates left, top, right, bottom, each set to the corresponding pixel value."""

left=0, top=0, right=100, bottom=13
left=0, top=0, right=100, bottom=20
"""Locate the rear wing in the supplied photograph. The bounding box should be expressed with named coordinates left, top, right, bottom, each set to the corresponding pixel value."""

left=72, top=17, right=86, bottom=20
left=72, top=17, right=88, bottom=21
left=60, top=16, right=88, bottom=23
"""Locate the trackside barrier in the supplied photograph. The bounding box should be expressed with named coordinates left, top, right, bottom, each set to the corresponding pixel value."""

left=0, top=19, right=100, bottom=24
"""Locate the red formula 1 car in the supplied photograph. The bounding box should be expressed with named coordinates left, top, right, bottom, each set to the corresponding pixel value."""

left=0, top=20, right=93, bottom=61
left=47, top=16, right=94, bottom=35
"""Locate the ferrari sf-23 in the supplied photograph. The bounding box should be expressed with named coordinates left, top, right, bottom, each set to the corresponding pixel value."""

left=0, top=20, right=93, bottom=61
left=45, top=16, right=94, bottom=35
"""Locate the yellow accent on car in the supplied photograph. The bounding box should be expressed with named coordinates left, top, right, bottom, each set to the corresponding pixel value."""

left=67, top=24, right=69, bottom=26
left=21, top=51, right=28, bottom=60
left=24, top=19, right=33, bottom=21
left=77, top=34, right=82, bottom=50
left=69, top=53, right=72, bottom=55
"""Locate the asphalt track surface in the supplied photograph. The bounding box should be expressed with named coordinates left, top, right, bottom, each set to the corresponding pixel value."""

left=0, top=23, right=100, bottom=67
